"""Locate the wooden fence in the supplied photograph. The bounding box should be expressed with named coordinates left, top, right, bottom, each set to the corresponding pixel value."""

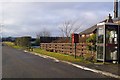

left=40, top=43, right=95, bottom=56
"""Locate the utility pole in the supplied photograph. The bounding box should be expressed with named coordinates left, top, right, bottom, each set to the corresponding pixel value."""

left=114, top=0, right=118, bottom=18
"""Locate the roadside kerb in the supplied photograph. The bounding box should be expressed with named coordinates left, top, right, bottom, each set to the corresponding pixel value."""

left=24, top=50, right=120, bottom=79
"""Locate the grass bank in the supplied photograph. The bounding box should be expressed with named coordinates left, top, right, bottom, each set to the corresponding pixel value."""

left=4, top=41, right=91, bottom=63
left=3, top=42, right=23, bottom=49
left=33, top=48, right=90, bottom=63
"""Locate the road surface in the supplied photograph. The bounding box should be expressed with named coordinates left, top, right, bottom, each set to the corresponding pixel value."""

left=2, top=45, right=109, bottom=78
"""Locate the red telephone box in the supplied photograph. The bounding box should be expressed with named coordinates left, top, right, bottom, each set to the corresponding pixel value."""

left=72, top=33, right=79, bottom=43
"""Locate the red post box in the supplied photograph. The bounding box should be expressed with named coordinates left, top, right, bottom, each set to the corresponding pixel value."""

left=72, top=33, right=79, bottom=43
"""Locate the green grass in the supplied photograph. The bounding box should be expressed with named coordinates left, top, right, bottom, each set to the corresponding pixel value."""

left=33, top=48, right=90, bottom=63
left=3, top=42, right=23, bottom=49
left=3, top=42, right=14, bottom=46
left=3, top=41, right=91, bottom=63
left=12, top=45, right=23, bottom=49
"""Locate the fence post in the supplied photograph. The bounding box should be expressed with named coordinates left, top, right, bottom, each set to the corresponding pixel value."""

left=75, top=43, right=77, bottom=58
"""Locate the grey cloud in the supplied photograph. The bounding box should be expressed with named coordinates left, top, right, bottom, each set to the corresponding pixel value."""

left=2, top=2, right=113, bottom=37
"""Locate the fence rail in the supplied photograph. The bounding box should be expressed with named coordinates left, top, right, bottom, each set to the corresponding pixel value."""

left=40, top=43, right=95, bottom=56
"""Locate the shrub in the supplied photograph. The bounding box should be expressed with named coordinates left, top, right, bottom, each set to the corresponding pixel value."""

left=86, top=34, right=96, bottom=52
left=15, top=36, right=31, bottom=48
left=85, top=34, right=97, bottom=62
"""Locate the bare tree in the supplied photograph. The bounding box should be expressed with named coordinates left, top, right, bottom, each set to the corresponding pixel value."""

left=59, top=19, right=84, bottom=37
left=36, top=28, right=51, bottom=38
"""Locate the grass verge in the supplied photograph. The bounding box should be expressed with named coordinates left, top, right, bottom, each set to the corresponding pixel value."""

left=4, top=41, right=91, bottom=63
left=3, top=42, right=23, bottom=49
left=33, top=48, right=90, bottom=63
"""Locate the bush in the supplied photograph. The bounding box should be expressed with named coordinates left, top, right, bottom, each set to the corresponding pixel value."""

left=85, top=34, right=97, bottom=62
left=86, top=34, right=96, bottom=52
left=83, top=53, right=96, bottom=63
left=15, top=36, right=31, bottom=48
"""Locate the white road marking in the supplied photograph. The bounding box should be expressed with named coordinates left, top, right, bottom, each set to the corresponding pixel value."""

left=24, top=50, right=120, bottom=79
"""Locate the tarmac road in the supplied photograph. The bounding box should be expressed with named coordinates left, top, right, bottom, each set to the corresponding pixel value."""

left=2, top=45, right=109, bottom=78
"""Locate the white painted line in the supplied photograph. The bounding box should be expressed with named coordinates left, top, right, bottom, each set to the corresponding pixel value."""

left=54, top=59, right=60, bottom=63
left=24, top=50, right=120, bottom=79
left=24, top=50, right=28, bottom=53
left=61, top=61, right=120, bottom=79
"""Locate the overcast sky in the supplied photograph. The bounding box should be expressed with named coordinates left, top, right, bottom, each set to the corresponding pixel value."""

left=0, top=2, right=115, bottom=38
